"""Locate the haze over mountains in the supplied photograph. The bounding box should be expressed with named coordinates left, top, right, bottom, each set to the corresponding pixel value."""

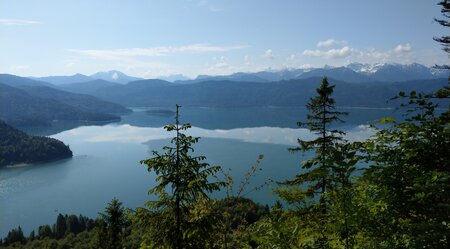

left=0, top=74, right=131, bottom=126
left=34, top=70, right=144, bottom=85
left=1, top=62, right=448, bottom=127
left=183, top=63, right=448, bottom=84
left=30, top=62, right=449, bottom=85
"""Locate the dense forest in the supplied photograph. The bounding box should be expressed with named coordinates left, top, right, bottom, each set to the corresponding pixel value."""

left=0, top=81, right=130, bottom=127
left=80, top=77, right=448, bottom=108
left=0, top=120, right=72, bottom=167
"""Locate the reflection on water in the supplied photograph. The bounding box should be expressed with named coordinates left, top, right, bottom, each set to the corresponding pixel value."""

left=120, top=106, right=401, bottom=130
left=58, top=124, right=374, bottom=145
left=0, top=106, right=389, bottom=237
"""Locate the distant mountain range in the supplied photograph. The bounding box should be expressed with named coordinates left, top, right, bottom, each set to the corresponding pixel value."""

left=28, top=62, right=449, bottom=86
left=0, top=74, right=131, bottom=127
left=32, top=70, right=144, bottom=85
left=85, top=77, right=447, bottom=108
left=181, top=63, right=449, bottom=84
left=1, top=62, right=447, bottom=127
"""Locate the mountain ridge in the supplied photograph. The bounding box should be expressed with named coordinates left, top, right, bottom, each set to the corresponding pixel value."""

left=0, top=75, right=132, bottom=127
left=26, top=62, right=449, bottom=86
left=83, top=77, right=448, bottom=108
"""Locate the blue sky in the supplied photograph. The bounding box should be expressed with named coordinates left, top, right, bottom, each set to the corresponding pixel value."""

left=0, top=0, right=448, bottom=78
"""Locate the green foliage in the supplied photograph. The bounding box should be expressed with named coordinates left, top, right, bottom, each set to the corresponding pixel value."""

left=98, top=198, right=127, bottom=249
left=2, top=89, right=448, bottom=249
left=38, top=225, right=53, bottom=240
left=138, top=105, right=225, bottom=249
left=249, top=203, right=301, bottom=249
left=434, top=0, right=450, bottom=61
left=283, top=77, right=348, bottom=204
left=272, top=77, right=361, bottom=248
left=361, top=88, right=450, bottom=248
left=2, top=227, right=26, bottom=246
left=2, top=3, right=448, bottom=245
left=0, top=120, right=72, bottom=167
left=221, top=154, right=272, bottom=199
left=55, top=214, right=66, bottom=239
left=0, top=212, right=125, bottom=249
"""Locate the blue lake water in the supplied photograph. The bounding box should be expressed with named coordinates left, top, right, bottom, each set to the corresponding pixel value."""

left=0, top=106, right=398, bottom=237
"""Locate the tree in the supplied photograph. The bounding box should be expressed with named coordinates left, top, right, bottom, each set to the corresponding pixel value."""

left=65, top=215, right=82, bottom=236
left=38, top=225, right=53, bottom=239
left=360, top=89, right=450, bottom=247
left=139, top=104, right=225, bottom=249
left=99, top=198, right=127, bottom=249
left=55, top=214, right=67, bottom=239
left=271, top=77, right=360, bottom=248
left=3, top=226, right=26, bottom=245
left=434, top=0, right=450, bottom=69
left=283, top=77, right=348, bottom=208
left=29, top=230, right=35, bottom=241
left=354, top=2, right=450, bottom=246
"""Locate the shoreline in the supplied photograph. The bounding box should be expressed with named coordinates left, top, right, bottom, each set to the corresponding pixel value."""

left=1, top=155, right=73, bottom=169
left=5, top=163, right=31, bottom=168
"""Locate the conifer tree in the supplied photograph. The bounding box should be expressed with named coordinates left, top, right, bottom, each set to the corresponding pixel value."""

left=284, top=77, right=348, bottom=208
left=140, top=104, right=224, bottom=249
left=55, top=213, right=66, bottom=239
left=28, top=230, right=35, bottom=241
left=99, top=198, right=126, bottom=249
left=434, top=0, right=450, bottom=69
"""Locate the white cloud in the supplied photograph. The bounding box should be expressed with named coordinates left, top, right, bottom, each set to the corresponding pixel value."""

left=59, top=123, right=372, bottom=146
left=301, top=40, right=415, bottom=65
left=393, top=43, right=412, bottom=53
left=317, top=39, right=347, bottom=48
left=303, top=46, right=353, bottom=59
left=348, top=45, right=412, bottom=64
left=263, top=49, right=275, bottom=60
left=0, top=19, right=40, bottom=25
left=351, top=48, right=390, bottom=62
left=69, top=44, right=247, bottom=60
left=208, top=56, right=230, bottom=71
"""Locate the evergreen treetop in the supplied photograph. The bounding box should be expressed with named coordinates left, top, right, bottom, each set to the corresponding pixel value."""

left=285, top=77, right=348, bottom=199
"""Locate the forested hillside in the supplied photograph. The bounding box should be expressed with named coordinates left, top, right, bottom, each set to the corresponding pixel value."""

left=0, top=120, right=72, bottom=167
left=77, top=77, right=447, bottom=108
left=0, top=82, right=130, bottom=126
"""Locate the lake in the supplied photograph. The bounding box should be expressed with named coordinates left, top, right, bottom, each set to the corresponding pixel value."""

left=0, top=106, right=399, bottom=237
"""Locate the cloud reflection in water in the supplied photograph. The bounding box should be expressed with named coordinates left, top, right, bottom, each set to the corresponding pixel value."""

left=53, top=124, right=375, bottom=146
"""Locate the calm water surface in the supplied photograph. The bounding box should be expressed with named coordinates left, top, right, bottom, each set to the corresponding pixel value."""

left=0, top=107, right=397, bottom=236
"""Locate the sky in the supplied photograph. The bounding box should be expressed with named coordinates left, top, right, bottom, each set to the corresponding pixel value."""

left=0, top=0, right=448, bottom=78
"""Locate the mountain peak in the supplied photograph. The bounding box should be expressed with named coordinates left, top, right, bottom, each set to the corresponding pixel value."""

left=90, top=70, right=143, bottom=84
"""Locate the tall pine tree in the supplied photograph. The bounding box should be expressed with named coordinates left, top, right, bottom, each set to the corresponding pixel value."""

left=99, top=198, right=127, bottom=249
left=139, top=104, right=225, bottom=249
left=284, top=77, right=347, bottom=208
